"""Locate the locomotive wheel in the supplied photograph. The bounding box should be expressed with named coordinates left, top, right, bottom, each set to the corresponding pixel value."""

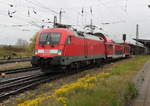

left=65, top=63, right=77, bottom=74
left=65, top=65, right=72, bottom=73
left=74, top=62, right=79, bottom=73
left=95, top=59, right=102, bottom=67
left=66, top=63, right=79, bottom=73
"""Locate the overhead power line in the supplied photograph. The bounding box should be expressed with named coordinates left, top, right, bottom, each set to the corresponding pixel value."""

left=124, top=0, right=128, bottom=12
left=24, top=0, right=58, bottom=15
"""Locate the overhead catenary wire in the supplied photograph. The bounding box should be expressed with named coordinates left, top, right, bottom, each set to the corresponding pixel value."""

left=0, top=0, right=130, bottom=32
left=0, top=0, right=55, bottom=25
left=3, top=1, right=54, bottom=29
left=20, top=0, right=58, bottom=28
left=1, top=0, right=128, bottom=25
left=124, top=0, right=128, bottom=12
left=96, top=0, right=128, bottom=21
left=24, top=0, right=58, bottom=15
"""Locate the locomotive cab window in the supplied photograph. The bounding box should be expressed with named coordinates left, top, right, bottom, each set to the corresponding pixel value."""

left=66, top=36, right=71, bottom=44
left=39, top=32, right=61, bottom=45
left=39, top=33, right=48, bottom=45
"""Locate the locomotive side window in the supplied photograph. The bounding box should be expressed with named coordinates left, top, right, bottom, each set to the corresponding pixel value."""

left=77, top=32, right=84, bottom=37
left=66, top=36, right=71, bottom=44
left=39, top=32, right=61, bottom=45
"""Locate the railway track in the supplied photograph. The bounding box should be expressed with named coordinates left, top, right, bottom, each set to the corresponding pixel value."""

left=0, top=64, right=91, bottom=102
left=0, top=67, right=40, bottom=75
left=0, top=72, right=62, bottom=102
left=0, top=57, right=130, bottom=103
left=0, top=58, right=31, bottom=65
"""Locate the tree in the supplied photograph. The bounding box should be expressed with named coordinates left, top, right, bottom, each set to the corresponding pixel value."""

left=27, top=32, right=39, bottom=54
left=16, top=38, right=28, bottom=48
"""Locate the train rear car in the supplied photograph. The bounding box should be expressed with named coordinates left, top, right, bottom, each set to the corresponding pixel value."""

left=94, top=33, right=130, bottom=59
left=122, top=43, right=131, bottom=57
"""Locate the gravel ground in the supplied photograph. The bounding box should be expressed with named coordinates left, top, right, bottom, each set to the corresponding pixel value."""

left=0, top=62, right=31, bottom=71
left=132, top=59, right=150, bottom=106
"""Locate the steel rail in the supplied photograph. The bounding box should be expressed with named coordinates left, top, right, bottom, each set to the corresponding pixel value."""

left=0, top=67, right=40, bottom=75
left=0, top=73, right=62, bottom=102
left=0, top=73, right=43, bottom=87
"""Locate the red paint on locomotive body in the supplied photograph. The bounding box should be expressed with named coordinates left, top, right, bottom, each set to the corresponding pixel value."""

left=35, top=28, right=105, bottom=57
left=35, top=28, right=72, bottom=58
left=35, top=29, right=67, bottom=58
left=31, top=28, right=106, bottom=67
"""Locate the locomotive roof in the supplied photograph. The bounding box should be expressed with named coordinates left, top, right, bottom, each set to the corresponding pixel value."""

left=93, top=33, right=115, bottom=43
left=40, top=28, right=72, bottom=33
left=40, top=28, right=103, bottom=41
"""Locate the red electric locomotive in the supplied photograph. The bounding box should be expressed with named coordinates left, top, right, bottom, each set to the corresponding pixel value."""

left=31, top=28, right=106, bottom=71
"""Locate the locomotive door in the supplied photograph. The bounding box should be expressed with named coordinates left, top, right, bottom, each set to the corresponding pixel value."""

left=84, top=37, right=88, bottom=57
left=63, top=36, right=72, bottom=56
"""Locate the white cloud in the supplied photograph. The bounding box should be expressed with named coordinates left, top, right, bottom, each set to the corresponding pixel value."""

left=0, top=0, right=149, bottom=44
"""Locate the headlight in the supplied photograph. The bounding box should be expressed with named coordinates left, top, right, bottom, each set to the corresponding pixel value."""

left=57, top=50, right=62, bottom=55
left=35, top=49, right=44, bottom=54
left=38, top=49, right=44, bottom=53
left=35, top=49, right=38, bottom=54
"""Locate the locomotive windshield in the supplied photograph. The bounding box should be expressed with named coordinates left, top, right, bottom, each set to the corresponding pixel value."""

left=39, top=32, right=61, bottom=45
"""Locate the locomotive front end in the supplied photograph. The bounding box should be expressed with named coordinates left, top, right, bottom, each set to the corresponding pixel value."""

left=31, top=29, right=67, bottom=68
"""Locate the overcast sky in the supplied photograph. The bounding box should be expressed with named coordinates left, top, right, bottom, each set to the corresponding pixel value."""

left=0, top=0, right=150, bottom=45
